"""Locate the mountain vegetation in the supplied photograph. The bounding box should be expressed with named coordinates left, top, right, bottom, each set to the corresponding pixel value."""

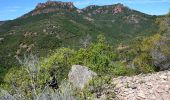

left=0, top=1, right=170, bottom=99
left=0, top=1, right=158, bottom=68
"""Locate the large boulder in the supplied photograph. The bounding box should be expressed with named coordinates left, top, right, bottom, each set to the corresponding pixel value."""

left=151, top=50, right=170, bottom=70
left=68, top=65, right=97, bottom=89
left=151, top=35, right=170, bottom=70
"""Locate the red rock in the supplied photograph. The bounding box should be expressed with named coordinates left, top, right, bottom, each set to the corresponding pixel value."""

left=113, top=4, right=124, bottom=14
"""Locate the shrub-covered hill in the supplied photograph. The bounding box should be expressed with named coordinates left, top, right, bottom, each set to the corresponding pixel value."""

left=0, top=1, right=159, bottom=70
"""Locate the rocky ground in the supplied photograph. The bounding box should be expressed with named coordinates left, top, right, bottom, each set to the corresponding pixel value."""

left=96, top=71, right=170, bottom=100
left=112, top=71, right=170, bottom=100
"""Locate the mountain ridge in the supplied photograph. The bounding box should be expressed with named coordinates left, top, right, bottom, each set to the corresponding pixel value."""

left=0, top=1, right=158, bottom=74
left=21, top=1, right=155, bottom=18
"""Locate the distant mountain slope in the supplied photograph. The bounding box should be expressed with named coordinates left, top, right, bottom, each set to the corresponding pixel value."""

left=0, top=1, right=158, bottom=68
left=82, top=3, right=158, bottom=44
left=0, top=21, right=6, bottom=25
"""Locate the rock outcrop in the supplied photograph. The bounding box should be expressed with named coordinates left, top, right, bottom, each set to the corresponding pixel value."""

left=22, top=2, right=126, bottom=18
left=68, top=65, right=97, bottom=89
left=97, top=71, right=170, bottom=100
left=151, top=35, right=170, bottom=71
left=36, top=1, right=74, bottom=9
left=113, top=71, right=170, bottom=100
left=113, top=4, right=124, bottom=14
left=83, top=3, right=124, bottom=15
left=23, top=1, right=76, bottom=17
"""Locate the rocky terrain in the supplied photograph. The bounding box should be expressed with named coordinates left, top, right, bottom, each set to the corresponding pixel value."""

left=25, top=2, right=125, bottom=17
left=98, top=71, right=170, bottom=100
left=82, top=3, right=124, bottom=15
left=22, top=1, right=76, bottom=17
left=36, top=1, right=74, bottom=9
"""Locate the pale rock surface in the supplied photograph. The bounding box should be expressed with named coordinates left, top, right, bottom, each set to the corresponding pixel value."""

left=113, top=71, right=170, bottom=100
left=96, top=71, right=170, bottom=100
left=68, top=65, right=97, bottom=89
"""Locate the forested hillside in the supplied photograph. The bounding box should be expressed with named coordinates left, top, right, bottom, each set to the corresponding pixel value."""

left=0, top=1, right=158, bottom=68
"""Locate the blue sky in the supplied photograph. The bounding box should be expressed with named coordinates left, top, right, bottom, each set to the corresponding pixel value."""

left=0, top=0, right=170, bottom=20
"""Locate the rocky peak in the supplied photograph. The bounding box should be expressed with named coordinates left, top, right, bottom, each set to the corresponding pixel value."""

left=36, top=1, right=75, bottom=9
left=22, top=1, right=76, bottom=17
left=113, top=3, right=124, bottom=14
left=82, top=3, right=125, bottom=15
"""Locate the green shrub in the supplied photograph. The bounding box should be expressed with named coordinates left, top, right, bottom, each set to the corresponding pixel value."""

left=131, top=34, right=161, bottom=73
left=111, top=62, right=136, bottom=76
left=40, top=48, right=75, bottom=83
left=82, top=75, right=115, bottom=99
left=70, top=34, right=118, bottom=75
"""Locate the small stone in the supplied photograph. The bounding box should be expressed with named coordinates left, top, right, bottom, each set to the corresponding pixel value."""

left=43, top=29, right=47, bottom=32
left=129, top=85, right=137, bottom=89
left=123, top=88, right=130, bottom=92
left=146, top=82, right=152, bottom=86
left=160, top=75, right=167, bottom=80
left=156, top=86, right=165, bottom=93
left=137, top=92, right=145, bottom=99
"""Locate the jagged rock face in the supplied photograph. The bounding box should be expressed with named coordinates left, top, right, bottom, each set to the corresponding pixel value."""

left=31, top=8, right=60, bottom=16
left=82, top=3, right=125, bottom=15
left=23, top=2, right=126, bottom=17
left=36, top=1, right=74, bottom=9
left=113, top=4, right=123, bottom=14
left=24, top=1, right=76, bottom=17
